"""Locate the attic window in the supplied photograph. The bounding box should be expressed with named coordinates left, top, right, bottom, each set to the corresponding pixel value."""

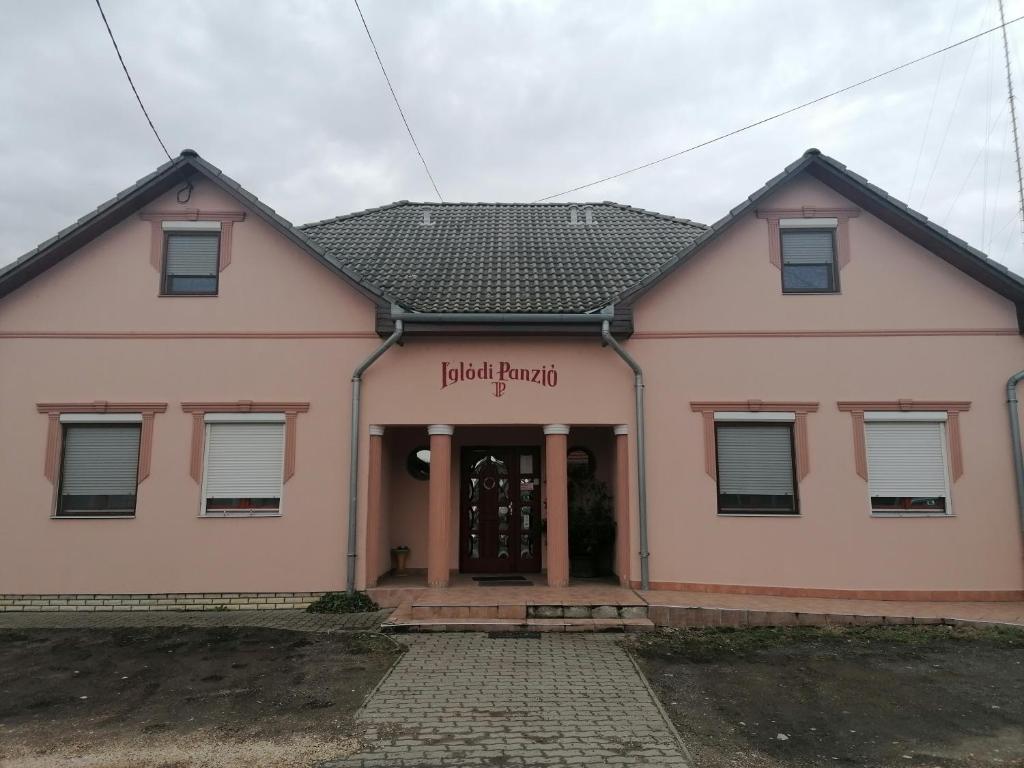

left=161, top=222, right=221, bottom=296
left=421, top=210, right=433, bottom=226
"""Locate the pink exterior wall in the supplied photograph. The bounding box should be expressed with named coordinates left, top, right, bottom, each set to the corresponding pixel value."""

left=2, top=171, right=1023, bottom=599
left=0, top=181, right=381, bottom=594
left=630, top=175, right=1024, bottom=594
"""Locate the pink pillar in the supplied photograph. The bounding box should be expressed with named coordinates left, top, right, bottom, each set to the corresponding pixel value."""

left=544, top=424, right=570, bottom=588
left=613, top=425, right=631, bottom=587
left=427, top=425, right=454, bottom=588
left=364, top=426, right=385, bottom=588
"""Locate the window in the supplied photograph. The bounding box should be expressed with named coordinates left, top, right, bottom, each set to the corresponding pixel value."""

left=407, top=447, right=431, bottom=480
left=715, top=422, right=798, bottom=514
left=865, top=415, right=950, bottom=515
left=202, top=416, right=285, bottom=515
left=781, top=226, right=838, bottom=294
left=162, top=230, right=220, bottom=295
left=57, top=419, right=141, bottom=517
left=567, top=446, right=595, bottom=479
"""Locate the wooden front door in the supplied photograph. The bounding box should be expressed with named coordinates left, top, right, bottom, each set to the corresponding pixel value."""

left=459, top=447, right=541, bottom=573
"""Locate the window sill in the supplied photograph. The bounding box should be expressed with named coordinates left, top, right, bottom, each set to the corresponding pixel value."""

left=158, top=293, right=219, bottom=298
left=716, top=513, right=802, bottom=518
left=781, top=291, right=842, bottom=296
left=50, top=515, right=135, bottom=520
left=200, top=512, right=282, bottom=518
left=871, top=512, right=955, bottom=518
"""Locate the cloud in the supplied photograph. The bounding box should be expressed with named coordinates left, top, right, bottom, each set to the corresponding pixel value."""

left=4, top=0, right=1024, bottom=273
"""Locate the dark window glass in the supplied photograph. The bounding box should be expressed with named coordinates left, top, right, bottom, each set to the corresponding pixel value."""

left=781, top=229, right=837, bottom=294
left=717, top=493, right=796, bottom=515
left=162, top=231, right=220, bottom=296
left=57, top=424, right=141, bottom=517
left=205, top=497, right=281, bottom=513
left=567, top=447, right=595, bottom=479
left=871, top=496, right=947, bottom=514
left=407, top=447, right=430, bottom=480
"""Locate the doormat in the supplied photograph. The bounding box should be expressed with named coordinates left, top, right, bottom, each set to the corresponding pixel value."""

left=488, top=631, right=540, bottom=639
left=478, top=580, right=533, bottom=587
left=472, top=575, right=529, bottom=582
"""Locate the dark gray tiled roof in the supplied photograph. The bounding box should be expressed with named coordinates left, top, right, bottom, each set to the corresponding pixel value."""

left=300, top=202, right=707, bottom=313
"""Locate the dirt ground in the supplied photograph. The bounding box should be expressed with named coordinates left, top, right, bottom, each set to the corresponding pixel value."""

left=0, top=626, right=402, bottom=768
left=628, top=624, right=1024, bottom=768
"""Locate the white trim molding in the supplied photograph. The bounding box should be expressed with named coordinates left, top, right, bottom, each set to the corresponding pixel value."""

left=162, top=220, right=222, bottom=231
left=543, top=424, right=571, bottom=436
left=865, top=411, right=947, bottom=422
left=613, top=425, right=629, bottom=436
left=60, top=413, right=143, bottom=424
left=714, top=411, right=796, bottom=422
left=427, top=424, right=455, bottom=436
left=204, top=412, right=286, bottom=423
left=369, top=425, right=385, bottom=437
left=779, top=217, right=838, bottom=229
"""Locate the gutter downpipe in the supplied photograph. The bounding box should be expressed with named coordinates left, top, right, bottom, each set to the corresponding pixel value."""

left=346, top=319, right=404, bottom=594
left=1008, top=369, right=1024, bottom=540
left=601, top=319, right=650, bottom=591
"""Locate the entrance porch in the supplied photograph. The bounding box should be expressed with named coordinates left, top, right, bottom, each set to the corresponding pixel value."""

left=363, top=423, right=634, bottom=593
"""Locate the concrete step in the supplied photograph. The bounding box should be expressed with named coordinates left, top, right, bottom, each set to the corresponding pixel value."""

left=408, top=603, right=648, bottom=621
left=382, top=615, right=656, bottom=633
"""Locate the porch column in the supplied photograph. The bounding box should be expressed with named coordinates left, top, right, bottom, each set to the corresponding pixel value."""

left=427, top=424, right=454, bottom=588
left=364, top=426, right=385, bottom=588
left=544, top=424, right=570, bottom=587
left=613, top=425, right=631, bottom=587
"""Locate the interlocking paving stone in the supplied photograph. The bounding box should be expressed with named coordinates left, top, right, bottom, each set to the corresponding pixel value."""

left=0, top=608, right=389, bottom=632
left=321, top=632, right=690, bottom=767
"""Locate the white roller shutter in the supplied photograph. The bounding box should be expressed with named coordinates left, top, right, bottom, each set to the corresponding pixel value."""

left=204, top=422, right=284, bottom=501
left=716, top=424, right=794, bottom=495
left=61, top=425, right=141, bottom=495
left=781, top=230, right=835, bottom=264
left=865, top=421, right=948, bottom=498
left=165, top=233, right=219, bottom=276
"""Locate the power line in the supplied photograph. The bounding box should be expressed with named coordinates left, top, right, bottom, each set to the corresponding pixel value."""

left=93, top=0, right=171, bottom=162
left=532, top=13, right=1024, bottom=203
left=907, top=0, right=960, bottom=204
left=352, top=0, right=444, bottom=202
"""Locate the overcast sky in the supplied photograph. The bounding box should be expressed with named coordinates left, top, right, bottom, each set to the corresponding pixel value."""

left=4, top=0, right=1024, bottom=273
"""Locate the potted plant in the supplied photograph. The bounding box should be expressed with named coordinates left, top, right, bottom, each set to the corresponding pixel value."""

left=568, top=476, right=615, bottom=578
left=391, top=545, right=410, bottom=575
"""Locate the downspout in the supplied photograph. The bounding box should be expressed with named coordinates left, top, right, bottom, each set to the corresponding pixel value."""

left=601, top=319, right=650, bottom=590
left=1007, top=369, right=1024, bottom=539
left=346, top=319, right=404, bottom=594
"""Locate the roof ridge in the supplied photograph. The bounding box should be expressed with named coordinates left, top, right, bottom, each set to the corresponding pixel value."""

left=299, top=200, right=413, bottom=230
left=598, top=200, right=709, bottom=229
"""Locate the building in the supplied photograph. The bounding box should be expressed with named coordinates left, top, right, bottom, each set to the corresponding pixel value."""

left=2, top=147, right=1023, bottom=612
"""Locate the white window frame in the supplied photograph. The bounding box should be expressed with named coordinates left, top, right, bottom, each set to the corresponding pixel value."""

left=199, top=413, right=286, bottom=518
left=864, top=412, right=953, bottom=518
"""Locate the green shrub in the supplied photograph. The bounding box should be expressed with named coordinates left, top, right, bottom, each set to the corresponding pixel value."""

left=306, top=591, right=380, bottom=614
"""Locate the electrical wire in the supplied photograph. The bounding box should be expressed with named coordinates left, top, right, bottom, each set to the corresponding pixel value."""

left=908, top=0, right=960, bottom=204
left=352, top=0, right=444, bottom=202
left=93, top=0, right=172, bottom=162
left=532, top=13, right=1024, bottom=203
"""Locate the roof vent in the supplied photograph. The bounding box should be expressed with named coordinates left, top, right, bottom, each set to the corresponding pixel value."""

left=583, top=205, right=594, bottom=225
left=568, top=206, right=579, bottom=226
left=421, top=210, right=433, bottom=226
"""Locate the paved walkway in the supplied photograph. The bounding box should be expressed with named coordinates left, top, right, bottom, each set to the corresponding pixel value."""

left=0, top=608, right=389, bottom=632
left=323, top=633, right=690, bottom=767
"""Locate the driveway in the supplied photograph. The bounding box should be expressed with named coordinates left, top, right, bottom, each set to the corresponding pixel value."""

left=323, top=632, right=690, bottom=767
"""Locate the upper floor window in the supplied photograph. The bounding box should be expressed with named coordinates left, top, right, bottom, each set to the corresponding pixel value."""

left=57, top=416, right=141, bottom=517
left=162, top=225, right=220, bottom=296
left=781, top=220, right=838, bottom=294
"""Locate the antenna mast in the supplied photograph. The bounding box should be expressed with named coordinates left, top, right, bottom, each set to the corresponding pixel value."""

left=999, top=0, right=1024, bottom=245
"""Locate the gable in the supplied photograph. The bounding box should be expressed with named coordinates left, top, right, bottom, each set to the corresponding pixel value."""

left=622, top=150, right=1024, bottom=333
left=0, top=179, right=378, bottom=334
left=633, top=174, right=1019, bottom=333
left=0, top=150, right=390, bottom=310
